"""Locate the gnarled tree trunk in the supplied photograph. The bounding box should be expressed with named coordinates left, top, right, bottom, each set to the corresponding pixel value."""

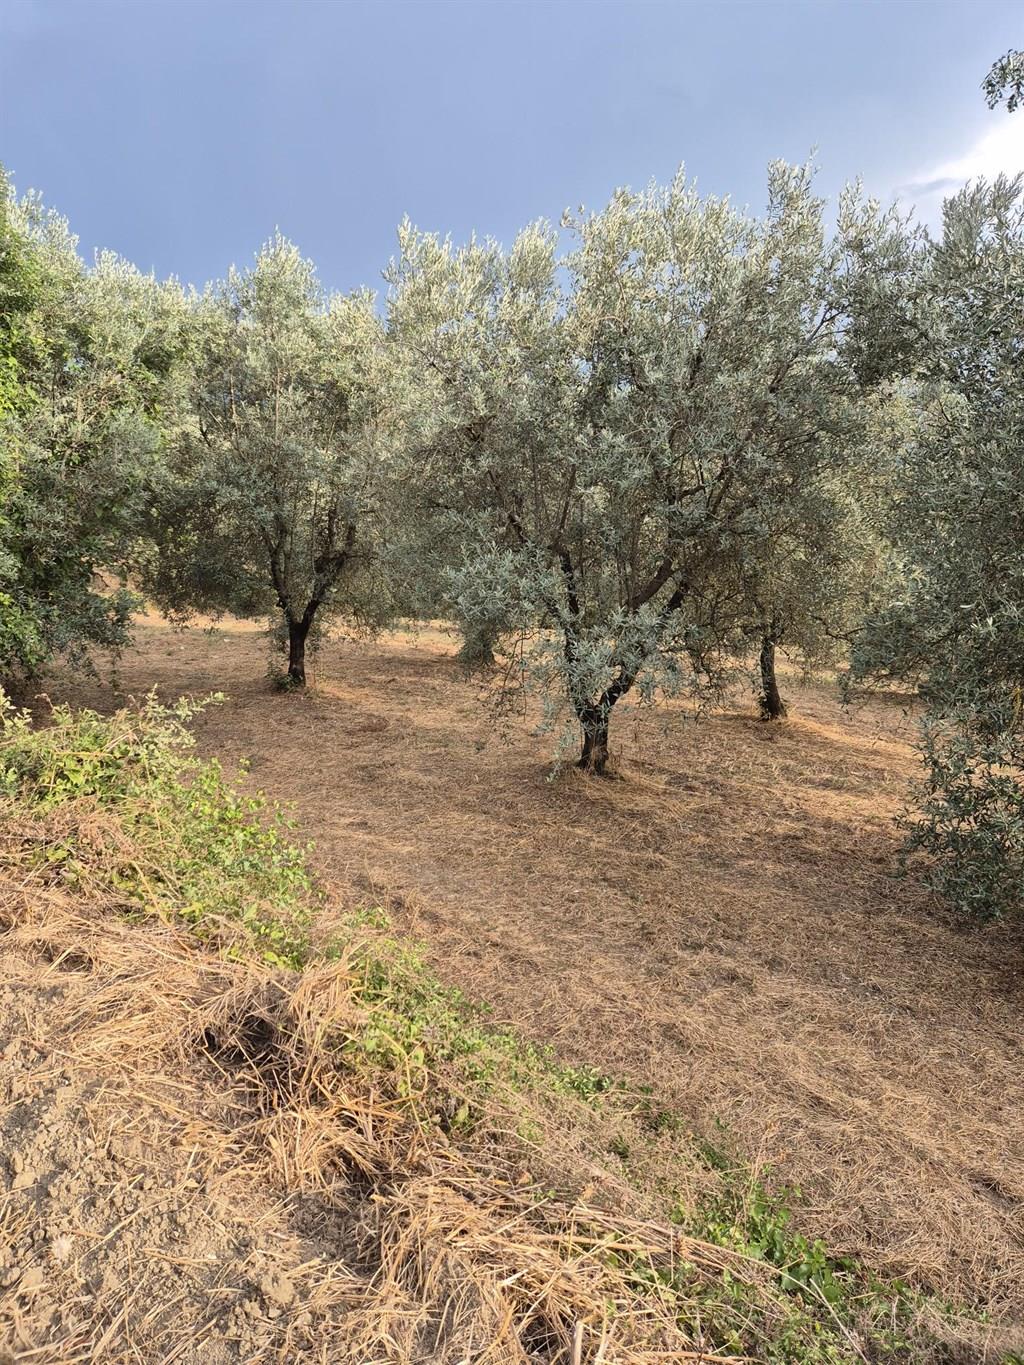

left=558, top=547, right=658, bottom=778
left=759, top=634, right=786, bottom=720
left=578, top=709, right=611, bottom=774
left=575, top=672, right=637, bottom=775
left=287, top=617, right=310, bottom=686
left=269, top=516, right=356, bottom=693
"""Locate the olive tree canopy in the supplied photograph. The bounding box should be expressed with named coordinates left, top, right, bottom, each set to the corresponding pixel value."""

left=853, top=176, right=1024, bottom=913
left=0, top=172, right=182, bottom=677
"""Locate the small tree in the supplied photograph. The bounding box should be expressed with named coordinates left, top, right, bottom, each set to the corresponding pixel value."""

left=389, top=165, right=900, bottom=771
left=146, top=237, right=390, bottom=685
left=724, top=447, right=897, bottom=719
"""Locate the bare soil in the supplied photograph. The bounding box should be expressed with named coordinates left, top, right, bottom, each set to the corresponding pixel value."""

left=30, top=615, right=1024, bottom=1326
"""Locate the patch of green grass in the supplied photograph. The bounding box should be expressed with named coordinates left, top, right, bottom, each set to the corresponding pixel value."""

left=683, top=1169, right=856, bottom=1304
left=332, top=921, right=629, bottom=1124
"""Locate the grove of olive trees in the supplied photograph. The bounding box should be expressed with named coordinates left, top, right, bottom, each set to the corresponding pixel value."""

left=2, top=48, right=1023, bottom=909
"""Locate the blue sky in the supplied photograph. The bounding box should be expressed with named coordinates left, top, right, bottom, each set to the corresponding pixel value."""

left=1, top=0, right=1022, bottom=293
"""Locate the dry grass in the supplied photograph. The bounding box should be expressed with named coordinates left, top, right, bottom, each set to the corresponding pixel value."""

left=30, top=614, right=1024, bottom=1332
left=1, top=804, right=835, bottom=1363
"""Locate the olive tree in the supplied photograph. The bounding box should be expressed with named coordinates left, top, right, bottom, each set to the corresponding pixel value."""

left=856, top=174, right=1024, bottom=913
left=389, top=164, right=899, bottom=771
left=0, top=173, right=183, bottom=677
left=146, top=236, right=390, bottom=686
left=856, top=176, right=1024, bottom=703
left=711, top=460, right=892, bottom=719
left=0, top=170, right=44, bottom=668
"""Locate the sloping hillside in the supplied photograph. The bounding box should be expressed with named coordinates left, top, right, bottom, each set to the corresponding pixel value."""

left=40, top=619, right=1024, bottom=1325
left=0, top=692, right=1008, bottom=1364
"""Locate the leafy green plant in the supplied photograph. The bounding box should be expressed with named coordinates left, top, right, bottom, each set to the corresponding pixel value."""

left=0, top=691, right=316, bottom=965
left=693, top=1176, right=854, bottom=1305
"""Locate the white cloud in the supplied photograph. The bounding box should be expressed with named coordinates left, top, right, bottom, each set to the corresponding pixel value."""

left=895, top=117, right=1024, bottom=227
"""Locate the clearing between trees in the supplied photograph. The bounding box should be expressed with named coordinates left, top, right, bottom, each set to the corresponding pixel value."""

left=17, top=612, right=1024, bottom=1359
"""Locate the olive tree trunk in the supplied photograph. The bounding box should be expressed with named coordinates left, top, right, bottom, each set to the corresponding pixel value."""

left=576, top=672, right=636, bottom=775
left=759, top=635, right=787, bottom=720
left=578, top=710, right=611, bottom=774
left=287, top=617, right=310, bottom=686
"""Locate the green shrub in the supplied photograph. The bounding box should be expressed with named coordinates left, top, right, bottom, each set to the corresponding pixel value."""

left=902, top=701, right=1024, bottom=917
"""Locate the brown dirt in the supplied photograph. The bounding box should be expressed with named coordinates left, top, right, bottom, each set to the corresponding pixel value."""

left=31, top=615, right=1024, bottom=1327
